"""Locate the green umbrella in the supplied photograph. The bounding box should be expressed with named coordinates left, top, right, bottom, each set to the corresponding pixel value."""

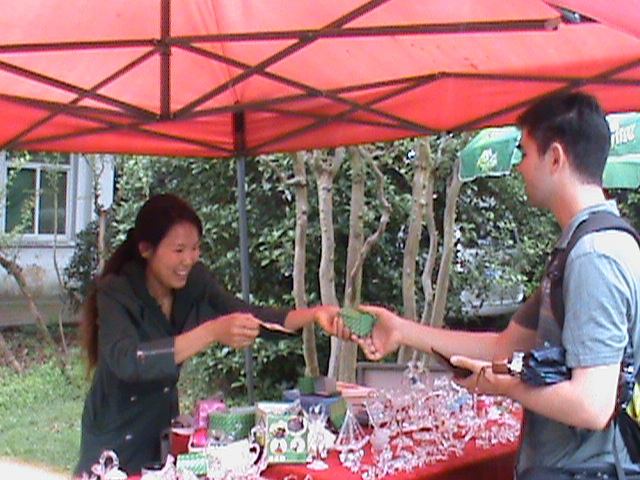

left=459, top=113, right=640, bottom=189
left=604, top=112, right=640, bottom=189
left=609, top=112, right=640, bottom=157
left=603, top=155, right=640, bottom=189
left=459, top=126, right=522, bottom=181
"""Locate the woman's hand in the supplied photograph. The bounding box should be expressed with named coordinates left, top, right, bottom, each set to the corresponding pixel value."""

left=313, top=305, right=352, bottom=340
left=353, top=305, right=405, bottom=361
left=209, top=312, right=261, bottom=349
left=174, top=313, right=260, bottom=363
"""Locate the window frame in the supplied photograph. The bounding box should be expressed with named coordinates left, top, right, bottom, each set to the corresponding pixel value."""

left=1, top=151, right=76, bottom=245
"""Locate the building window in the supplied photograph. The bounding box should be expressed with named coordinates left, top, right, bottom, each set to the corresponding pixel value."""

left=2, top=151, right=72, bottom=239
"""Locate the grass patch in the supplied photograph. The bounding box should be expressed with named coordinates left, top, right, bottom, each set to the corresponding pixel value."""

left=0, top=325, right=306, bottom=475
left=0, top=341, right=87, bottom=476
left=0, top=326, right=227, bottom=476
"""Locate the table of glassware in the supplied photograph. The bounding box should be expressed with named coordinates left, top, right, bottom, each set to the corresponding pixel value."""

left=126, top=436, right=518, bottom=480
left=265, top=437, right=518, bottom=480
left=129, top=370, right=522, bottom=480
left=264, top=378, right=521, bottom=480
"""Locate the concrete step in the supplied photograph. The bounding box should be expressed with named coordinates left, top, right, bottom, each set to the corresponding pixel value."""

left=0, top=298, right=79, bottom=327
left=0, top=459, right=68, bottom=480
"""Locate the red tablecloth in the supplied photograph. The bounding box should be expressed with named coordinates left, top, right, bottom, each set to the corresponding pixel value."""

left=128, top=439, right=517, bottom=480
left=265, top=439, right=518, bottom=480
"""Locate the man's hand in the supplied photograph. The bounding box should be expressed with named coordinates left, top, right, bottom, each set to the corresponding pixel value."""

left=450, top=355, right=519, bottom=396
left=353, top=305, right=405, bottom=360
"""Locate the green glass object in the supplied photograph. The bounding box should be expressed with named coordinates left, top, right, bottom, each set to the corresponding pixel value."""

left=329, top=396, right=348, bottom=430
left=338, top=308, right=378, bottom=337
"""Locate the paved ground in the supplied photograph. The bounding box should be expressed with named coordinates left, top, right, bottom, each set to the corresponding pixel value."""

left=0, top=458, right=69, bottom=479
left=0, top=297, right=70, bottom=327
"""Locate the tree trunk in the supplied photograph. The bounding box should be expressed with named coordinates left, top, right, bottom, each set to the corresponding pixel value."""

left=398, top=138, right=431, bottom=364
left=291, top=152, right=320, bottom=377
left=310, top=149, right=343, bottom=379
left=98, top=208, right=107, bottom=272
left=338, top=146, right=366, bottom=383
left=0, top=251, right=55, bottom=347
left=90, top=153, right=109, bottom=272
left=419, top=138, right=453, bottom=328
left=50, top=173, right=69, bottom=360
left=342, top=154, right=392, bottom=379
left=345, top=155, right=391, bottom=301
left=419, top=173, right=438, bottom=327
left=0, top=331, right=22, bottom=373
left=414, top=139, right=446, bottom=365
left=429, top=157, right=463, bottom=329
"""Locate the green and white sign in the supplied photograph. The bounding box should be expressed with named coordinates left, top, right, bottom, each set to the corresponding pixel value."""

left=459, top=113, right=640, bottom=189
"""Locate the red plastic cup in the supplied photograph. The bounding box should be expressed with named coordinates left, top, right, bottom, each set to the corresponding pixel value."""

left=171, top=427, right=194, bottom=456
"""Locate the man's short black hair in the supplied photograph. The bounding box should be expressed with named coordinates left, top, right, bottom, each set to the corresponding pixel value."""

left=517, top=92, right=610, bottom=184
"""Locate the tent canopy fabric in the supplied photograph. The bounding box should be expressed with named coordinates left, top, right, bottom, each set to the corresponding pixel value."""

left=552, top=0, right=640, bottom=40
left=1, top=0, right=640, bottom=158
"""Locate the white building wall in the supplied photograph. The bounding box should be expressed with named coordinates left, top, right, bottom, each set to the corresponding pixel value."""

left=0, top=153, right=115, bottom=325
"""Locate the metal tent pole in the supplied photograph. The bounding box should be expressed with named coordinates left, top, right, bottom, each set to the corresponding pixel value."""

left=233, top=111, right=255, bottom=404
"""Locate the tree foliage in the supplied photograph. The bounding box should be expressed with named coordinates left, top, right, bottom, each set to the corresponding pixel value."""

left=66, top=135, right=626, bottom=397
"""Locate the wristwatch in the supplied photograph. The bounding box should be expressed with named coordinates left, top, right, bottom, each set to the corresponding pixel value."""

left=492, top=351, right=525, bottom=377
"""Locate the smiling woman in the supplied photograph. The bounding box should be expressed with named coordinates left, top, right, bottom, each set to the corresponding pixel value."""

left=74, top=193, right=345, bottom=476
left=139, top=221, right=202, bottom=317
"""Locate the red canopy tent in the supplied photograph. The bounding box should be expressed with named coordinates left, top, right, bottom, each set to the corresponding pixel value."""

left=3, top=0, right=640, bottom=401
left=0, top=0, right=639, bottom=158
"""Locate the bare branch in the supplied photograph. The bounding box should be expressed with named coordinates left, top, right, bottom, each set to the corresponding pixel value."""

left=310, top=148, right=343, bottom=378
left=429, top=156, right=463, bottom=328
left=338, top=146, right=366, bottom=382
left=0, top=331, right=22, bottom=373
left=291, top=152, right=320, bottom=377
left=310, top=149, right=341, bottom=307
left=0, top=251, right=55, bottom=346
left=398, top=138, right=432, bottom=364
left=345, top=152, right=391, bottom=303
left=343, top=146, right=366, bottom=307
left=420, top=134, right=453, bottom=326
left=49, top=166, right=69, bottom=359
left=402, top=138, right=431, bottom=321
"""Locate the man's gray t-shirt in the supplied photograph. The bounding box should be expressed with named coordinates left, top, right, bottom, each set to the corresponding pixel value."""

left=515, top=201, right=640, bottom=474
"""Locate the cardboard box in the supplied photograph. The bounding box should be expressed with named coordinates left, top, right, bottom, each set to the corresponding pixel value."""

left=255, top=402, right=309, bottom=464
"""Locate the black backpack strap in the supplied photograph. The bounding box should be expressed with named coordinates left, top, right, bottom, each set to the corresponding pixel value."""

left=618, top=409, right=640, bottom=463
left=544, top=210, right=640, bottom=464
left=547, top=211, right=640, bottom=331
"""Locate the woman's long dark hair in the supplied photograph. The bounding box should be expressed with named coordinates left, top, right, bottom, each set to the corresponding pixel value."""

left=81, top=194, right=203, bottom=371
